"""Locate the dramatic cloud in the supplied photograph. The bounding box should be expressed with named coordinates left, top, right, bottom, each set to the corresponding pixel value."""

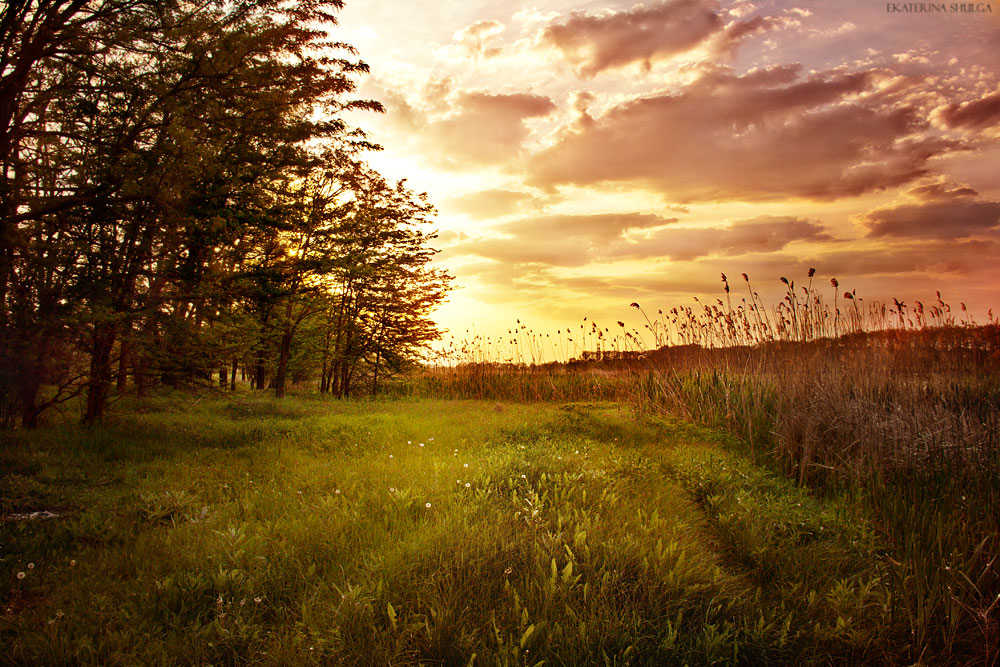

left=904, top=179, right=978, bottom=201
left=539, top=0, right=724, bottom=76
left=862, top=198, right=1000, bottom=239
left=528, top=65, right=952, bottom=201
left=934, top=89, right=1000, bottom=132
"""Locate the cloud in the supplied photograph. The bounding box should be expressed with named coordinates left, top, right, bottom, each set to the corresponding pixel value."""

left=527, top=65, right=953, bottom=201
left=933, top=89, right=1000, bottom=131
left=383, top=86, right=556, bottom=167
left=499, top=212, right=674, bottom=242
left=805, top=240, right=998, bottom=277
left=904, top=178, right=978, bottom=201
left=536, top=0, right=794, bottom=77
left=862, top=198, right=1000, bottom=239
left=454, top=19, right=505, bottom=58
left=445, top=213, right=828, bottom=268
left=539, top=0, right=724, bottom=76
left=443, top=212, right=677, bottom=267
left=857, top=177, right=1000, bottom=240
left=611, top=215, right=831, bottom=261
left=445, top=189, right=546, bottom=219
left=432, top=91, right=555, bottom=165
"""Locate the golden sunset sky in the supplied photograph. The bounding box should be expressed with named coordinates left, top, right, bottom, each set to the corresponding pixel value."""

left=339, top=0, right=1000, bottom=350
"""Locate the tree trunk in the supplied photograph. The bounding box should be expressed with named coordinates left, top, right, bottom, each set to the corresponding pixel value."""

left=116, top=340, right=130, bottom=393
left=219, top=365, right=227, bottom=388
left=230, top=358, right=237, bottom=391
left=274, top=328, right=293, bottom=398
left=18, top=344, right=45, bottom=428
left=135, top=355, right=151, bottom=398
left=84, top=324, right=117, bottom=423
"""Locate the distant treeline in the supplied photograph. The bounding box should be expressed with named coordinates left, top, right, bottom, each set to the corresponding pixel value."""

left=0, top=1, right=451, bottom=427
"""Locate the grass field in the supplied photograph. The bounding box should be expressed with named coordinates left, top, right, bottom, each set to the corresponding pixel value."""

left=0, top=393, right=911, bottom=665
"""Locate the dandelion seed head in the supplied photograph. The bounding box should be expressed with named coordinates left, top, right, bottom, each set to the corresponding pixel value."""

left=335, top=489, right=341, bottom=494
left=465, top=482, right=471, bottom=488
left=16, top=572, right=25, bottom=580
left=425, top=502, right=432, bottom=508
left=27, top=563, right=34, bottom=569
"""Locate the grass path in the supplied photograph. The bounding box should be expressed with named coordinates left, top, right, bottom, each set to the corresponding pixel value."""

left=1, top=396, right=895, bottom=665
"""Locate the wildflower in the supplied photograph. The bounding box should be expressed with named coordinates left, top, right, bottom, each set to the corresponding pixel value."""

left=407, top=440, right=411, bottom=444
left=464, top=463, right=469, bottom=468
left=69, top=560, right=76, bottom=567
left=419, top=443, right=424, bottom=447
left=465, top=483, right=471, bottom=488
left=27, top=563, right=34, bottom=569
left=17, top=572, right=25, bottom=580
left=425, top=502, right=432, bottom=508
left=335, top=489, right=341, bottom=494
left=389, top=487, right=396, bottom=493
left=389, top=455, right=394, bottom=459
left=254, top=597, right=262, bottom=603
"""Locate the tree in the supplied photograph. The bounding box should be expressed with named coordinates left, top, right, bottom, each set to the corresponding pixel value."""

left=318, top=167, right=451, bottom=397
left=1, top=0, right=383, bottom=424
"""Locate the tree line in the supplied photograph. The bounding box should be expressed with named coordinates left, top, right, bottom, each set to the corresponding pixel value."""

left=0, top=0, right=451, bottom=426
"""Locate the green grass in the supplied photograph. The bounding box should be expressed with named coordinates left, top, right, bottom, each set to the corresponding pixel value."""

left=2, top=394, right=905, bottom=664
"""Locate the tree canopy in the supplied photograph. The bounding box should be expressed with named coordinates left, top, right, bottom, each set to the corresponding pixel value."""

left=0, top=0, right=451, bottom=426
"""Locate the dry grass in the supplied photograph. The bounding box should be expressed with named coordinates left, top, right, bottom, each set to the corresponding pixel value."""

left=401, top=272, right=1000, bottom=665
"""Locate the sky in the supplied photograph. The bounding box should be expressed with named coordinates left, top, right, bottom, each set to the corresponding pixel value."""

left=337, top=0, right=1000, bottom=353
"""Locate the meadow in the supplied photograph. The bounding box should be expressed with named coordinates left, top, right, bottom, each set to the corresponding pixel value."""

left=406, top=278, right=1000, bottom=666
left=2, top=275, right=999, bottom=665
left=0, top=394, right=916, bottom=665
